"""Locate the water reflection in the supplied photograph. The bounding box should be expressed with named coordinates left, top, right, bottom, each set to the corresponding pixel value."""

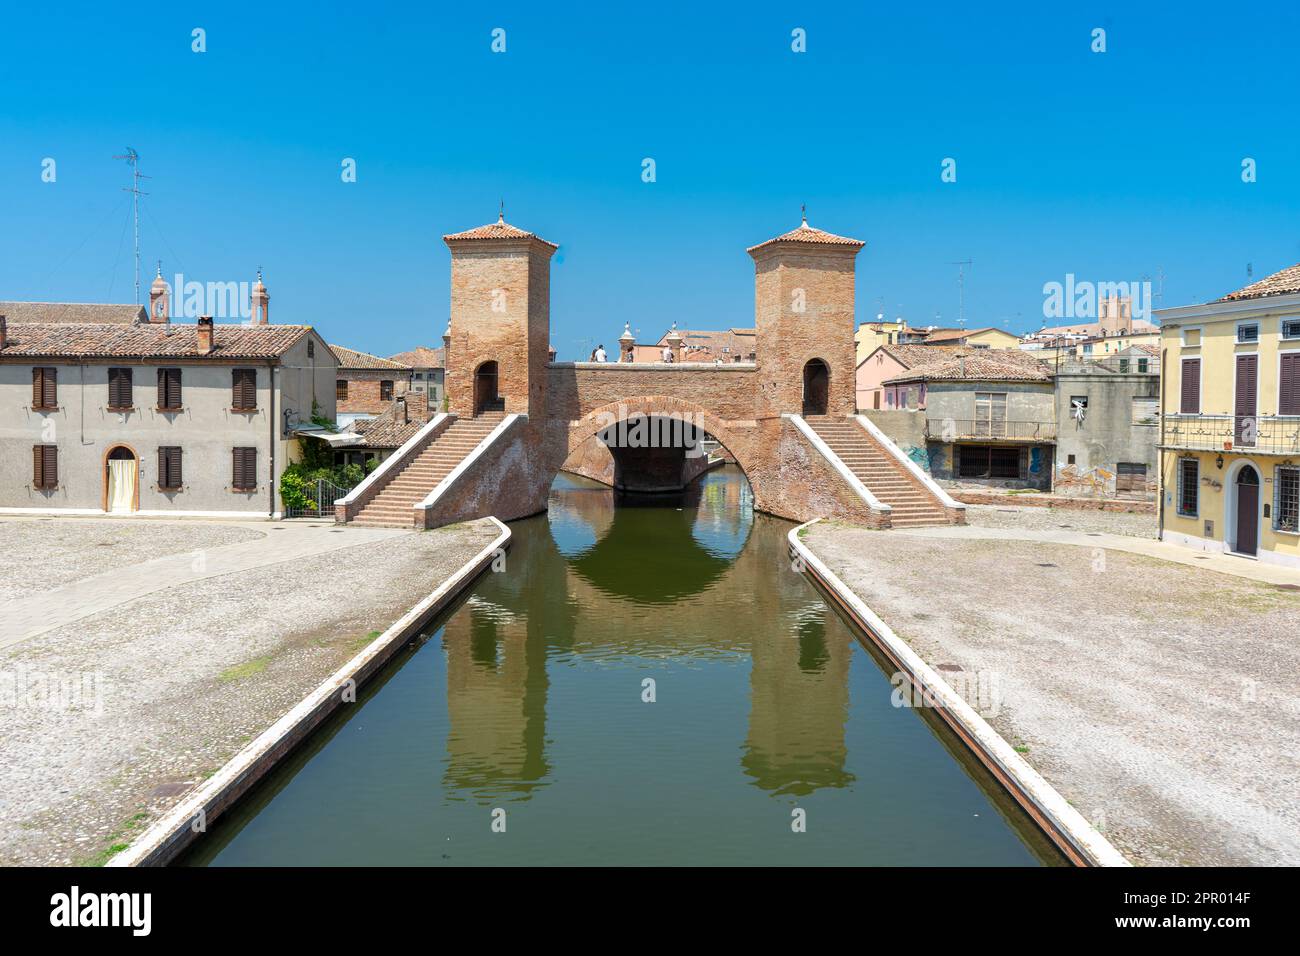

left=439, top=468, right=850, bottom=800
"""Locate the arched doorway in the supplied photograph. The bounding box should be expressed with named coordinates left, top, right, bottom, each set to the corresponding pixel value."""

left=474, top=361, right=502, bottom=415
left=802, top=359, right=829, bottom=416
left=1233, top=464, right=1260, bottom=556
left=104, top=445, right=138, bottom=513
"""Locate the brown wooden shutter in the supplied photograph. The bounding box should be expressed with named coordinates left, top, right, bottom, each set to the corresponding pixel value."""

left=232, top=369, right=256, bottom=410
left=1280, top=353, right=1300, bottom=416
left=108, top=367, right=133, bottom=408
left=1235, top=354, right=1258, bottom=416
left=158, top=447, right=178, bottom=489
left=157, top=368, right=181, bottom=409
left=1180, top=359, right=1201, bottom=414
left=233, top=447, right=256, bottom=490
left=35, top=444, right=58, bottom=489
left=32, top=368, right=42, bottom=408
left=33, top=367, right=57, bottom=408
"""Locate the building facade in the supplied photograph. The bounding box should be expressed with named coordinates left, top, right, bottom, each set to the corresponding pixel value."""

left=0, top=316, right=334, bottom=517
left=388, top=346, right=445, bottom=408
left=1053, top=361, right=1159, bottom=497
left=1156, top=262, right=1300, bottom=567
left=330, top=344, right=413, bottom=426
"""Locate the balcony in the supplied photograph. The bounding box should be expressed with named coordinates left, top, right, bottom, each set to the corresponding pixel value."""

left=1162, top=414, right=1300, bottom=456
left=925, top=419, right=1056, bottom=443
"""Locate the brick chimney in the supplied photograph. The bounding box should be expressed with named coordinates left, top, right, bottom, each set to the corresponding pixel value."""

left=0, top=314, right=7, bottom=350
left=395, top=395, right=408, bottom=424
left=197, top=315, right=214, bottom=354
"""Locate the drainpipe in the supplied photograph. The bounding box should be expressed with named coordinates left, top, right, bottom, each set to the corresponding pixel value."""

left=269, top=359, right=277, bottom=519
left=1157, top=345, right=1167, bottom=541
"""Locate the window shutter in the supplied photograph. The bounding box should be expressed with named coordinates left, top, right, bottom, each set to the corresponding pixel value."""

left=32, top=445, right=43, bottom=487
left=159, top=447, right=182, bottom=489
left=157, top=368, right=167, bottom=408
left=34, top=368, right=57, bottom=408
left=32, top=368, right=42, bottom=408
left=1281, top=353, right=1300, bottom=417
left=41, top=445, right=57, bottom=489
left=109, top=368, right=132, bottom=408
left=233, top=369, right=256, bottom=410
left=233, top=447, right=256, bottom=490
left=157, top=368, right=182, bottom=409
left=1180, top=359, right=1201, bottom=414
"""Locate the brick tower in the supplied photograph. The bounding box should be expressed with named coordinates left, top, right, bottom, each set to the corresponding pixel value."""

left=443, top=211, right=558, bottom=418
left=747, top=212, right=864, bottom=417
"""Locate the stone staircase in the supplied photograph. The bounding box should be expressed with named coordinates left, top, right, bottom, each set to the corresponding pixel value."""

left=349, top=413, right=506, bottom=527
left=805, top=416, right=950, bottom=528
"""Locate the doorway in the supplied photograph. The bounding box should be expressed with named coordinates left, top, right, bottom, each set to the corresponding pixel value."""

left=105, top=446, right=138, bottom=513
left=802, top=359, right=829, bottom=416
left=474, top=361, right=503, bottom=415
left=1233, top=464, right=1259, bottom=556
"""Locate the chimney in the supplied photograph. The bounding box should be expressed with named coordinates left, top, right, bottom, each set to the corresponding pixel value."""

left=197, top=315, right=214, bottom=354
left=396, top=395, right=408, bottom=424
left=0, top=314, right=7, bottom=350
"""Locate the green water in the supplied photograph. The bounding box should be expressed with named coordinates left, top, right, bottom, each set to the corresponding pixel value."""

left=182, top=467, right=1062, bottom=865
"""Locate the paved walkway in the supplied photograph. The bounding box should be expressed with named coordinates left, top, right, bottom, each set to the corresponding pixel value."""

left=899, top=523, right=1300, bottom=587
left=0, top=519, right=410, bottom=650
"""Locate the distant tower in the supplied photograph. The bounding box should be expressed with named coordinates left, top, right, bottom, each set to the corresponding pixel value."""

left=443, top=210, right=557, bottom=417
left=747, top=210, right=864, bottom=416
left=149, top=262, right=169, bottom=323
left=619, top=321, right=636, bottom=362
left=251, top=269, right=270, bottom=324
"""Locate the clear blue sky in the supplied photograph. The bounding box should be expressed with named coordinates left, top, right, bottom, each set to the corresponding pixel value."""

left=2, top=1, right=1298, bottom=359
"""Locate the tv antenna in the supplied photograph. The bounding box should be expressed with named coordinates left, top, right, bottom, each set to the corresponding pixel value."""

left=950, top=259, right=972, bottom=328
left=113, top=148, right=150, bottom=305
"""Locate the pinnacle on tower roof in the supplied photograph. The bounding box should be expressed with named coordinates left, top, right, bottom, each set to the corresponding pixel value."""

left=443, top=206, right=558, bottom=249
left=747, top=209, right=865, bottom=255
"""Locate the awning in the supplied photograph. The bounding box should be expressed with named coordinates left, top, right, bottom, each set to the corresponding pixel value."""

left=291, top=425, right=365, bottom=448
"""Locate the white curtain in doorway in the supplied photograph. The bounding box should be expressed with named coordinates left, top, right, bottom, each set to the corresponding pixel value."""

left=107, top=459, right=136, bottom=512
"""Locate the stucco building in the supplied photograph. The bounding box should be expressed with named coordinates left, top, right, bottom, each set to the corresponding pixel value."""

left=1156, top=261, right=1300, bottom=567
left=1053, top=360, right=1160, bottom=497
left=388, top=345, right=445, bottom=408
left=330, top=344, right=413, bottom=426
left=0, top=313, right=334, bottom=517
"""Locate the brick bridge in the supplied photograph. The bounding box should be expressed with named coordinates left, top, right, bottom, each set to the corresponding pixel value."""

left=337, top=213, right=964, bottom=529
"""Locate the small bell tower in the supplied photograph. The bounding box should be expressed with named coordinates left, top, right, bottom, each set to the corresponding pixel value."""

left=149, top=262, right=169, bottom=323
left=251, top=269, right=270, bottom=324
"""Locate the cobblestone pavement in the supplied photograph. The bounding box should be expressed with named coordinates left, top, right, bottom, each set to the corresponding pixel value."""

left=805, top=521, right=1300, bottom=866
left=963, top=503, right=1156, bottom=539
left=0, top=518, right=501, bottom=866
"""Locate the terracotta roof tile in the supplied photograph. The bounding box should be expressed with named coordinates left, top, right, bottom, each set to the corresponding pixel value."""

left=0, top=301, right=147, bottom=325
left=0, top=322, right=313, bottom=360
left=330, top=344, right=410, bottom=370
left=883, top=349, right=1050, bottom=384
left=746, top=220, right=865, bottom=254
left=442, top=216, right=559, bottom=250
left=387, top=346, right=444, bottom=368
left=1219, top=262, right=1300, bottom=301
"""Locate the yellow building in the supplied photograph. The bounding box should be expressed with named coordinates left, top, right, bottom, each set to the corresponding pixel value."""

left=1157, top=262, right=1300, bottom=568
left=854, top=318, right=906, bottom=364
left=920, top=326, right=1022, bottom=350
left=1075, top=329, right=1161, bottom=359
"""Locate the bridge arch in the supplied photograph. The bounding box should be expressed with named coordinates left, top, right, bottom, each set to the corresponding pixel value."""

left=562, top=395, right=759, bottom=487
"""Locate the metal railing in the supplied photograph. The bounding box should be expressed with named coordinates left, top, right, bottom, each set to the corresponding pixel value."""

left=925, top=418, right=1056, bottom=442
left=286, top=478, right=353, bottom=519
left=1162, top=414, right=1300, bottom=455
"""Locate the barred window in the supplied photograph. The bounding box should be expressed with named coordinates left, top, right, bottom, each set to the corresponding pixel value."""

left=1275, top=466, right=1299, bottom=533
left=1177, top=458, right=1199, bottom=517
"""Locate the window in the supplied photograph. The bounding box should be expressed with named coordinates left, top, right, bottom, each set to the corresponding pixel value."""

left=1280, top=353, right=1300, bottom=416
left=158, top=446, right=183, bottom=491
left=380, top=380, right=394, bottom=401
left=1182, top=327, right=1202, bottom=347
left=974, top=392, right=1007, bottom=438
left=1132, top=396, right=1159, bottom=425
left=1275, top=466, right=1300, bottom=533
left=1177, top=458, right=1199, bottom=517
left=1118, top=359, right=1130, bottom=373
left=232, top=447, right=257, bottom=491
left=232, top=368, right=257, bottom=411
left=1138, top=357, right=1149, bottom=373
left=989, top=446, right=1021, bottom=478
left=1180, top=358, right=1201, bottom=414
left=32, top=367, right=57, bottom=410
left=1236, top=323, right=1259, bottom=343
left=157, top=368, right=182, bottom=410
left=1067, top=454, right=1076, bottom=465
left=32, top=444, right=57, bottom=489
left=107, top=367, right=134, bottom=409
left=336, top=379, right=349, bottom=401
left=307, top=339, right=315, bottom=358
left=1283, top=318, right=1300, bottom=340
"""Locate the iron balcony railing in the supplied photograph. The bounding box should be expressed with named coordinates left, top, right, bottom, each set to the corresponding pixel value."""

left=1162, top=414, right=1300, bottom=455
left=924, top=418, right=1057, bottom=442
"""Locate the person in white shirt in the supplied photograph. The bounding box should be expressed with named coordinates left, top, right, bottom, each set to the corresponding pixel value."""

left=594, top=344, right=607, bottom=362
left=661, top=344, right=674, bottom=363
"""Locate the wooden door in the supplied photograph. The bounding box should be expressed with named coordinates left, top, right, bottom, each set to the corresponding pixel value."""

left=1235, top=466, right=1259, bottom=556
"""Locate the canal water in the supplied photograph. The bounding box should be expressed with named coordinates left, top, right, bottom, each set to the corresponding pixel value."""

left=182, top=467, right=1062, bottom=866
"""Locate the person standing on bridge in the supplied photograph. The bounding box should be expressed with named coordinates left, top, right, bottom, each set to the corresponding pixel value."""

left=594, top=344, right=607, bottom=362
left=662, top=343, right=674, bottom=363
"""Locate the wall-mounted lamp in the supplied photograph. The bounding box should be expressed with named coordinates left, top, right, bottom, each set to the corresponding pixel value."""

left=1215, top=453, right=1225, bottom=470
